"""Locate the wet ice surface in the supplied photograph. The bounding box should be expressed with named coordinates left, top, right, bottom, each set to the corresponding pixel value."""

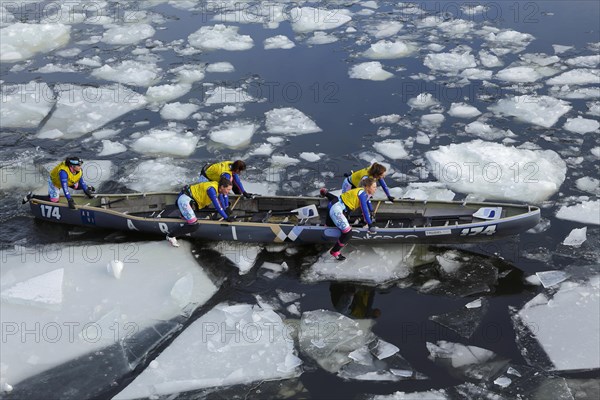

left=1, top=1, right=599, bottom=398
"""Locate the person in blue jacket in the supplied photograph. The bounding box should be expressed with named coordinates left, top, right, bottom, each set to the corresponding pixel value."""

left=342, top=162, right=395, bottom=202
left=48, top=157, right=95, bottom=209
left=321, top=177, right=377, bottom=261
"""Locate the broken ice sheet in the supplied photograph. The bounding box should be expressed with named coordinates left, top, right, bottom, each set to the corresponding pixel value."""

left=512, top=275, right=600, bottom=372
left=535, top=271, right=570, bottom=288
left=429, top=298, right=489, bottom=338
left=113, top=303, right=302, bottom=399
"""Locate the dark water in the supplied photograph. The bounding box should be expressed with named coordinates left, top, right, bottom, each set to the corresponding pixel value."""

left=1, top=1, right=599, bottom=399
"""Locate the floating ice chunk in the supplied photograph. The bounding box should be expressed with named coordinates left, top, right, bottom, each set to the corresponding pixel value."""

left=462, top=4, right=489, bottom=15
left=367, top=21, right=403, bottom=38
left=289, top=7, right=352, bottom=33
left=460, top=68, right=493, bottom=80
left=264, top=35, right=295, bottom=49
left=189, top=24, right=253, bottom=51
left=248, top=143, right=274, bottom=157
left=113, top=303, right=299, bottom=399
left=363, top=40, right=416, bottom=59
left=0, top=23, right=71, bottom=62
left=76, top=56, right=102, bottom=67
left=408, top=93, right=439, bottom=109
left=448, top=103, right=481, bottom=118
left=106, top=260, right=124, bottom=279
left=370, top=114, right=401, bottom=124
left=120, top=158, right=189, bottom=192
left=170, top=65, right=205, bottom=84
left=513, top=277, right=600, bottom=371
left=562, top=227, right=587, bottom=247
left=430, top=299, right=489, bottom=339
left=489, top=95, right=571, bottom=128
left=426, top=140, right=566, bottom=202
left=373, top=339, right=400, bottom=360
left=160, top=102, right=200, bottom=120
left=496, top=66, right=543, bottom=82
left=427, top=341, right=496, bottom=369
left=204, top=86, right=255, bottom=105
left=575, top=177, right=600, bottom=194
left=521, top=53, right=560, bottom=66
left=556, top=200, right=600, bottom=225
left=209, top=121, right=257, bottom=148
left=210, top=242, right=261, bottom=275
left=494, top=376, right=512, bottom=388
left=0, top=268, right=64, bottom=308
left=271, top=154, right=300, bottom=167
left=146, top=83, right=192, bottom=103
left=349, top=61, right=393, bottom=81
left=92, top=60, right=161, bottom=87
left=486, top=29, right=534, bottom=48
left=373, top=139, right=408, bottom=159
left=400, top=182, right=455, bottom=201
left=306, top=31, right=338, bottom=45
left=102, top=24, right=155, bottom=45
left=132, top=129, right=199, bottom=156
left=265, top=107, right=321, bottom=135
left=535, top=271, right=570, bottom=288
left=98, top=139, right=127, bottom=156
left=39, top=85, right=146, bottom=138
left=566, top=55, right=600, bottom=68
left=372, top=389, right=448, bottom=399
left=304, top=245, right=425, bottom=284
left=552, top=44, right=573, bottom=54
left=436, top=251, right=463, bottom=275
left=547, top=69, right=600, bottom=85
left=465, top=121, right=514, bottom=140
left=206, top=62, right=235, bottom=73
left=549, top=85, right=600, bottom=100
left=55, top=47, right=81, bottom=58
left=0, top=82, right=55, bottom=129
left=563, top=117, right=599, bottom=134
left=421, top=114, right=445, bottom=128
left=479, top=50, right=503, bottom=68
left=36, top=63, right=78, bottom=73
left=424, top=51, right=477, bottom=72
left=588, top=101, right=600, bottom=117
left=299, top=152, right=324, bottom=162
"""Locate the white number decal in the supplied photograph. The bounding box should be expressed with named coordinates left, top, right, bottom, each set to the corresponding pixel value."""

left=461, top=225, right=497, bottom=236
left=40, top=205, right=62, bottom=220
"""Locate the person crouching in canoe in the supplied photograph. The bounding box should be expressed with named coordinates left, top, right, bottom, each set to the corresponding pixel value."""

left=199, top=160, right=254, bottom=199
left=342, top=162, right=395, bottom=202
left=321, top=178, right=378, bottom=261
left=166, top=178, right=234, bottom=247
left=48, top=156, right=96, bottom=209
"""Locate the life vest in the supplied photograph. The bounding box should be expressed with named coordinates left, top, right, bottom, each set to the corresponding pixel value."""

left=349, top=167, right=371, bottom=188
left=204, top=161, right=233, bottom=182
left=340, top=188, right=364, bottom=211
left=50, top=162, right=82, bottom=188
left=189, top=181, right=219, bottom=209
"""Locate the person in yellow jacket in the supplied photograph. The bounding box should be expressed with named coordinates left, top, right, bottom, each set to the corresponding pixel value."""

left=320, top=178, right=377, bottom=261
left=48, top=157, right=95, bottom=209
left=342, top=162, right=395, bottom=202
left=199, top=160, right=253, bottom=198
left=166, top=177, right=233, bottom=247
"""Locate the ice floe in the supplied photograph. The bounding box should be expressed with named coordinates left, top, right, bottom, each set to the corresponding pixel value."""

left=407, top=93, right=439, bottom=110
left=547, top=69, right=600, bottom=85
left=512, top=276, right=600, bottom=371
left=563, top=116, right=600, bottom=134
left=496, top=66, right=543, bottom=83
left=209, top=121, right=258, bottom=148
left=306, top=31, right=339, bottom=45
left=119, top=158, right=189, bottom=192
left=562, top=227, right=587, bottom=247
left=575, top=177, right=600, bottom=195
left=189, top=24, right=253, bottom=51
left=131, top=128, right=199, bottom=157
left=489, top=95, right=571, bottom=128
left=426, top=140, right=566, bottom=203
left=1, top=82, right=55, bottom=129
left=464, top=121, right=515, bottom=140
left=363, top=40, right=416, bottom=59
left=204, top=86, right=256, bottom=105
left=0, top=23, right=71, bottom=62
left=91, top=60, right=161, bottom=87
left=366, top=21, right=403, bottom=38
left=206, top=62, right=235, bottom=73
left=373, top=140, right=408, bottom=160
left=289, top=7, right=352, bottom=33
left=265, top=108, right=322, bottom=135
left=146, top=83, right=192, bottom=103
left=424, top=50, right=477, bottom=72
left=448, top=103, right=481, bottom=119
left=349, top=61, right=393, bottom=81
left=114, top=303, right=300, bottom=399
left=101, top=24, right=155, bottom=45
left=0, top=242, right=218, bottom=391
left=160, top=102, right=200, bottom=120
left=39, top=84, right=147, bottom=139
left=98, top=140, right=127, bottom=156
left=264, top=35, right=295, bottom=49
left=556, top=200, right=600, bottom=225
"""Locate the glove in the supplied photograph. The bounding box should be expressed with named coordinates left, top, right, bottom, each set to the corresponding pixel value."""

left=87, top=186, right=96, bottom=193
left=68, top=198, right=76, bottom=209
left=343, top=172, right=350, bottom=177
left=243, top=192, right=253, bottom=199
left=370, top=213, right=376, bottom=224
left=387, top=195, right=395, bottom=202
left=84, top=190, right=95, bottom=199
left=226, top=215, right=236, bottom=222
left=368, top=224, right=377, bottom=234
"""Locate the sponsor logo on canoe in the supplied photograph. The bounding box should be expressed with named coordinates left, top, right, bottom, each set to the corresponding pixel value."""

left=460, top=225, right=497, bottom=236
left=425, top=229, right=452, bottom=236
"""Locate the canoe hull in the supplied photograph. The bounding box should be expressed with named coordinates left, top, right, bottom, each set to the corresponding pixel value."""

left=28, top=194, right=541, bottom=245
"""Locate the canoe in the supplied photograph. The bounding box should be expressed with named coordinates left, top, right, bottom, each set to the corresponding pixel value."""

left=24, top=193, right=540, bottom=244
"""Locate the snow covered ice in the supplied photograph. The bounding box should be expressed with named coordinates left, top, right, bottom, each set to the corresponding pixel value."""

left=0, top=23, right=71, bottom=62
left=0, top=242, right=218, bottom=393
left=489, top=95, right=572, bottom=128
